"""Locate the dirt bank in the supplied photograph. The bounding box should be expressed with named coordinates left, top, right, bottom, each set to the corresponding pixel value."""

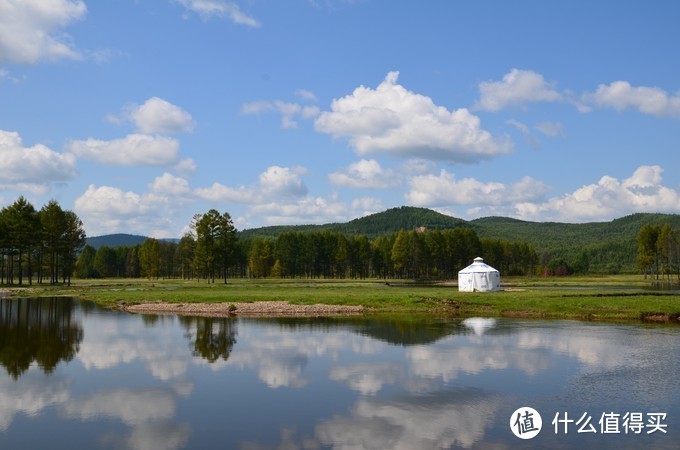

left=122, top=301, right=364, bottom=317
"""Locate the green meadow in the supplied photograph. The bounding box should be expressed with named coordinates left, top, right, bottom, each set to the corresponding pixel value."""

left=6, top=275, right=679, bottom=323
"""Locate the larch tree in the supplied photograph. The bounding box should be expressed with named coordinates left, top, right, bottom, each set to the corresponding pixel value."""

left=176, top=233, right=196, bottom=280
left=60, top=210, right=86, bottom=285
left=192, top=210, right=237, bottom=283
left=637, top=224, right=661, bottom=278
left=2, top=197, right=40, bottom=285
left=40, top=200, right=66, bottom=284
left=139, top=238, right=160, bottom=279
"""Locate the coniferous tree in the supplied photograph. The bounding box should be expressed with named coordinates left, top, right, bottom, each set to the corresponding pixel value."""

left=75, top=245, right=97, bottom=278
left=657, top=224, right=675, bottom=280
left=391, top=230, right=410, bottom=279
left=93, top=246, right=117, bottom=278
left=637, top=224, right=661, bottom=278
left=248, top=238, right=273, bottom=278
left=139, top=238, right=160, bottom=279
left=334, top=234, right=349, bottom=278
left=192, top=210, right=237, bottom=282
left=2, top=197, right=40, bottom=285
left=39, top=200, right=66, bottom=284
left=216, top=211, right=237, bottom=282
left=177, top=233, right=196, bottom=279
left=61, top=210, right=86, bottom=285
left=125, top=246, right=140, bottom=277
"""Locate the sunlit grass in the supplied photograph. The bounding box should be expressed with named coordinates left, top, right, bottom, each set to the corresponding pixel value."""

left=4, top=275, right=679, bottom=322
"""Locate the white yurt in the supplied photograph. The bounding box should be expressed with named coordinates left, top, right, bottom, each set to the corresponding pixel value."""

left=458, top=257, right=500, bottom=292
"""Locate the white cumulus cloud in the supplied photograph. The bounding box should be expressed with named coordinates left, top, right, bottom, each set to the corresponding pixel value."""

left=194, top=165, right=309, bottom=203
left=194, top=182, right=256, bottom=203
left=193, top=166, right=387, bottom=227
left=0, top=129, right=77, bottom=193
left=250, top=195, right=349, bottom=225
left=401, top=159, right=435, bottom=176
left=329, top=159, right=401, bottom=189
left=516, top=165, right=680, bottom=222
left=315, top=71, right=512, bottom=162
left=258, top=165, right=309, bottom=197
left=149, top=173, right=192, bottom=198
left=74, top=184, right=182, bottom=236
left=474, top=68, right=563, bottom=111
left=75, top=185, right=148, bottom=218
left=126, top=97, right=195, bottom=134
left=0, top=0, right=86, bottom=63
left=406, top=169, right=550, bottom=207
left=176, top=0, right=259, bottom=27
left=584, top=81, right=680, bottom=118
left=67, top=134, right=181, bottom=166
left=173, top=157, right=197, bottom=176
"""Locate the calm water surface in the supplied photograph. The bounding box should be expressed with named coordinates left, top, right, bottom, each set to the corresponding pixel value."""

left=1, top=297, right=679, bottom=449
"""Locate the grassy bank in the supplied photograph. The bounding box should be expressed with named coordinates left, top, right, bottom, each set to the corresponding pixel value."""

left=3, top=275, right=679, bottom=323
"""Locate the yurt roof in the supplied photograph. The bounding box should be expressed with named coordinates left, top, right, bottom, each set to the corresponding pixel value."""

left=458, top=257, right=499, bottom=274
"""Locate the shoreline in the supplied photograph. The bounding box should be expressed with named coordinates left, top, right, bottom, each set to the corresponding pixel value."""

left=2, top=276, right=679, bottom=323
left=121, top=301, right=364, bottom=317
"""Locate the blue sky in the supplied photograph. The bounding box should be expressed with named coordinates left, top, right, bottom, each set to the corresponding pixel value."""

left=1, top=0, right=680, bottom=238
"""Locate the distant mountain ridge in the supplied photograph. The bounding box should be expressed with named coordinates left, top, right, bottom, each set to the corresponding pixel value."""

left=85, top=233, right=179, bottom=250
left=86, top=233, right=148, bottom=250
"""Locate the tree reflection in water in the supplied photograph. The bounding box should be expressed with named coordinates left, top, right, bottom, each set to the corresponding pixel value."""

left=178, top=316, right=237, bottom=363
left=0, top=297, right=83, bottom=379
left=252, top=316, right=459, bottom=346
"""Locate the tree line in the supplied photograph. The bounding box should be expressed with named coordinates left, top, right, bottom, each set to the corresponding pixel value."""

left=76, top=209, right=241, bottom=281
left=5, top=200, right=676, bottom=283
left=637, top=223, right=680, bottom=280
left=0, top=197, right=86, bottom=286
left=75, top=211, right=538, bottom=281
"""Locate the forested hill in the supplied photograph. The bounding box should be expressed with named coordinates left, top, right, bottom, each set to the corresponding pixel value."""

left=470, top=213, right=680, bottom=272
left=85, top=233, right=179, bottom=249
left=341, top=206, right=467, bottom=235
left=470, top=213, right=680, bottom=249
left=87, top=208, right=680, bottom=273
left=240, top=207, right=680, bottom=243
left=238, top=206, right=467, bottom=239
left=86, top=233, right=148, bottom=250
left=238, top=207, right=680, bottom=273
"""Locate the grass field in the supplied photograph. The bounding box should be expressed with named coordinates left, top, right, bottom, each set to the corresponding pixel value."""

left=3, top=275, right=679, bottom=323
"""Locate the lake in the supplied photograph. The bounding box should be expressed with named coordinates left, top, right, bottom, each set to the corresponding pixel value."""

left=1, top=297, right=678, bottom=449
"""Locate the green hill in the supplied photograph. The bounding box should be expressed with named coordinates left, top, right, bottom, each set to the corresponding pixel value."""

left=469, top=213, right=680, bottom=272
left=85, top=233, right=148, bottom=250
left=87, top=208, right=680, bottom=273
left=341, top=206, right=467, bottom=235
left=238, top=206, right=467, bottom=239
left=239, top=208, right=680, bottom=273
